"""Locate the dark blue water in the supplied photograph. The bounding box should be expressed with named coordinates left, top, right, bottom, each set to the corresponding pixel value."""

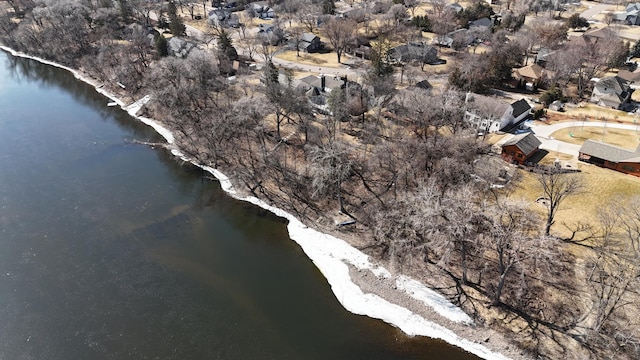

left=0, top=50, right=480, bottom=360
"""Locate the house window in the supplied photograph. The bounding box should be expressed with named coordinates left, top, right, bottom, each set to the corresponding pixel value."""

left=623, top=165, right=636, bottom=172
left=517, top=153, right=524, bottom=158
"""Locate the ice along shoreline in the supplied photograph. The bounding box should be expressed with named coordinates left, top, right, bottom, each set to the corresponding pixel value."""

left=0, top=45, right=514, bottom=360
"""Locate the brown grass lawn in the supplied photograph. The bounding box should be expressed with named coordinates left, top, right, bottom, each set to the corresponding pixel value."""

left=550, top=126, right=640, bottom=149
left=538, top=151, right=575, bottom=164
left=276, top=50, right=342, bottom=68
left=506, top=162, right=640, bottom=238
left=554, top=103, right=638, bottom=123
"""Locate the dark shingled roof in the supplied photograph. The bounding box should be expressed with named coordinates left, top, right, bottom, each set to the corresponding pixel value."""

left=595, top=76, right=629, bottom=95
left=579, top=140, right=640, bottom=162
left=502, top=132, right=541, bottom=156
left=470, top=17, right=492, bottom=28
left=511, top=99, right=532, bottom=118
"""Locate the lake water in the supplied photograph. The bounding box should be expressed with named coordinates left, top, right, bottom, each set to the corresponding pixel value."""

left=0, top=51, right=480, bottom=359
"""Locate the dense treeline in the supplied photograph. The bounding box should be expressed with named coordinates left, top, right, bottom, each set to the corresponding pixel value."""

left=1, top=1, right=639, bottom=359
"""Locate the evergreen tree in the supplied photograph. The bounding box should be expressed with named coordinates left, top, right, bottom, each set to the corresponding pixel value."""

left=322, top=0, right=335, bottom=15
left=155, top=34, right=169, bottom=57
left=632, top=40, right=640, bottom=58
left=262, top=60, right=279, bottom=86
left=218, top=30, right=238, bottom=60
left=566, top=13, right=589, bottom=29
left=157, top=9, right=169, bottom=29
left=168, top=1, right=186, bottom=36
left=411, top=15, right=431, bottom=32
left=118, top=0, right=131, bottom=23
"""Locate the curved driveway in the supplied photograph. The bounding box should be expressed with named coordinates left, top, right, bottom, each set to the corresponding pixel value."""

left=528, top=120, right=640, bottom=157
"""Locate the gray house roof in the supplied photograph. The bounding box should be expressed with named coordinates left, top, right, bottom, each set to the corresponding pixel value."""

left=301, top=32, right=319, bottom=43
left=627, top=2, right=640, bottom=12
left=595, top=76, right=629, bottom=94
left=502, top=132, right=541, bottom=156
left=296, top=74, right=346, bottom=93
left=511, top=99, right=532, bottom=118
left=389, top=42, right=438, bottom=64
left=580, top=140, right=640, bottom=162
left=592, top=76, right=633, bottom=108
left=445, top=3, right=464, bottom=13
left=432, top=28, right=473, bottom=48
left=470, top=17, right=493, bottom=29
left=167, top=37, right=194, bottom=58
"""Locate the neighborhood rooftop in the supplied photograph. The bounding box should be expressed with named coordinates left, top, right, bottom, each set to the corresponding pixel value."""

left=510, top=99, right=532, bottom=118
left=502, top=132, right=541, bottom=156
left=579, top=140, right=640, bottom=163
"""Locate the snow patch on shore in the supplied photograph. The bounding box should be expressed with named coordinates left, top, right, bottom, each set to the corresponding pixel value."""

left=396, top=275, right=474, bottom=325
left=0, top=46, right=512, bottom=360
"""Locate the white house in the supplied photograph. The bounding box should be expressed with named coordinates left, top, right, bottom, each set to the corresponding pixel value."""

left=499, top=99, right=532, bottom=132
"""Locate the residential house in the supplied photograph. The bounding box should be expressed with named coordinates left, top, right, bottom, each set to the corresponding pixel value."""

left=500, top=99, right=532, bottom=132
left=167, top=37, right=194, bottom=58
left=298, top=32, right=322, bottom=53
left=432, top=28, right=474, bottom=48
left=582, top=27, right=617, bottom=44
left=615, top=3, right=640, bottom=25
left=465, top=112, right=502, bottom=133
left=535, top=48, right=554, bottom=67
left=247, top=1, right=275, bottom=19
left=579, top=140, right=640, bottom=176
left=296, top=74, right=347, bottom=94
left=469, top=17, right=493, bottom=32
left=345, top=36, right=371, bottom=59
left=258, top=24, right=285, bottom=45
left=591, top=75, right=634, bottom=110
left=445, top=3, right=464, bottom=13
left=617, top=69, right=640, bottom=88
left=464, top=94, right=509, bottom=133
left=389, top=42, right=438, bottom=65
left=501, top=132, right=542, bottom=165
left=341, top=8, right=368, bottom=22
left=512, top=64, right=548, bottom=89
left=208, top=9, right=240, bottom=28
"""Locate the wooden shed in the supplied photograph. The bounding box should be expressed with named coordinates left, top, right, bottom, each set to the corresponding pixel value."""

left=501, top=133, right=542, bottom=165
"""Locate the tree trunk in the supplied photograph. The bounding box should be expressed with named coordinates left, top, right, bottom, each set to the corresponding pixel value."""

left=460, top=240, right=468, bottom=284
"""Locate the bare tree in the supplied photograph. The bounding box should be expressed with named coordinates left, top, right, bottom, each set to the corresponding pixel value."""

left=371, top=179, right=441, bottom=265
left=529, top=17, right=568, bottom=50
left=485, top=200, right=550, bottom=306
left=323, top=17, right=357, bottom=64
left=404, top=0, right=420, bottom=18
left=429, top=0, right=447, bottom=17
left=297, top=0, right=321, bottom=33
left=308, top=143, right=353, bottom=213
left=536, top=169, right=583, bottom=236
left=436, top=185, right=485, bottom=285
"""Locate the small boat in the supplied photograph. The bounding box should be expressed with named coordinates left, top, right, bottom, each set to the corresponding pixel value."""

left=107, top=101, right=118, bottom=107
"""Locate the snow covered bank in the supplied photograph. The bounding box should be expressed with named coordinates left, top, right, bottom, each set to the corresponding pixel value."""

left=0, top=46, right=513, bottom=360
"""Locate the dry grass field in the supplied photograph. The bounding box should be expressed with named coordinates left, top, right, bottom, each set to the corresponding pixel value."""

left=276, top=50, right=342, bottom=68
left=548, top=103, right=638, bottom=123
left=507, top=162, right=640, bottom=238
left=550, top=126, right=640, bottom=149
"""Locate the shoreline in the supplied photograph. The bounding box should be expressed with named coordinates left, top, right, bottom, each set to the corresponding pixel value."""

left=0, top=45, right=524, bottom=360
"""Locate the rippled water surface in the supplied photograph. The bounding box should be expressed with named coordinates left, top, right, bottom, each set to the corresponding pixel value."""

left=0, top=51, right=480, bottom=360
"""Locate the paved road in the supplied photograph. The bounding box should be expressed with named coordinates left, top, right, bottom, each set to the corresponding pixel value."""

left=530, top=120, right=640, bottom=138
left=176, top=14, right=361, bottom=78
left=580, top=3, right=613, bottom=20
